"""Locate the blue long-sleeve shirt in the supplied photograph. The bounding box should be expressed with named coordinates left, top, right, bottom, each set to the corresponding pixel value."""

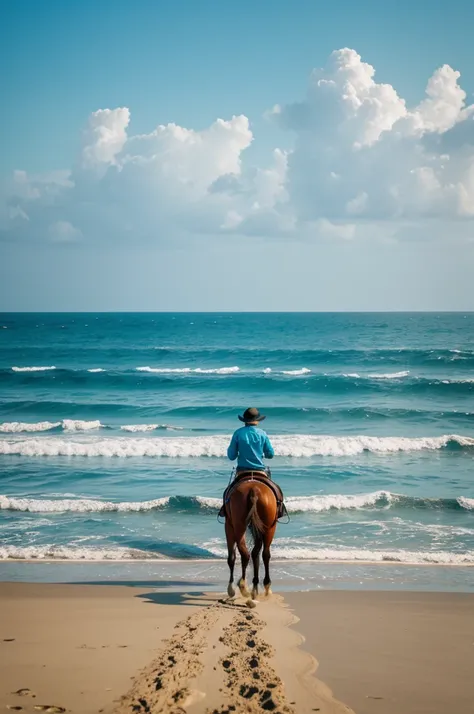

left=227, top=425, right=274, bottom=470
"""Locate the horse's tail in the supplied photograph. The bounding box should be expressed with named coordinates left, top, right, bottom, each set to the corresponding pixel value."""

left=245, top=486, right=265, bottom=537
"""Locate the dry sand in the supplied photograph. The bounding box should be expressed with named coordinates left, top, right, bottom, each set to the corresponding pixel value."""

left=0, top=583, right=350, bottom=714
left=1, top=583, right=473, bottom=714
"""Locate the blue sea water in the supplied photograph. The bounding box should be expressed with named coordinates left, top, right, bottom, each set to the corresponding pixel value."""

left=0, top=313, right=473, bottom=588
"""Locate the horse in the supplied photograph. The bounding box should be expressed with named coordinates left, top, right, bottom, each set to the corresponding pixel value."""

left=224, top=478, right=278, bottom=607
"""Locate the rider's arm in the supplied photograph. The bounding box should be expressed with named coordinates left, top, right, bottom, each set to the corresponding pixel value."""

left=227, top=432, right=238, bottom=461
left=263, top=434, right=274, bottom=459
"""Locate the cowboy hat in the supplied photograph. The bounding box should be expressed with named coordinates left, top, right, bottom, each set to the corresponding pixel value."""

left=238, top=407, right=266, bottom=423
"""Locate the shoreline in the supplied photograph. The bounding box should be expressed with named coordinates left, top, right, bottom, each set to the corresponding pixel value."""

left=2, top=556, right=474, bottom=566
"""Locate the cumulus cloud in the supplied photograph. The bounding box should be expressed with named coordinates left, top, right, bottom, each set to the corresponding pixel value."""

left=274, top=48, right=474, bottom=225
left=81, top=108, right=130, bottom=169
left=2, top=48, right=474, bottom=245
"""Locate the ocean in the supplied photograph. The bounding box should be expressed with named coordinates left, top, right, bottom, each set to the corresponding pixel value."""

left=0, top=312, right=473, bottom=589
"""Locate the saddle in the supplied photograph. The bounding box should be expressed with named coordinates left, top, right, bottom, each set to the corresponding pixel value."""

left=221, top=471, right=285, bottom=520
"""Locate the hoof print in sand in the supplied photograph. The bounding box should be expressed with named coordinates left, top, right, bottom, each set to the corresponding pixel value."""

left=217, top=611, right=295, bottom=713
left=110, top=606, right=220, bottom=713
left=11, top=690, right=33, bottom=697
left=33, top=707, right=66, bottom=713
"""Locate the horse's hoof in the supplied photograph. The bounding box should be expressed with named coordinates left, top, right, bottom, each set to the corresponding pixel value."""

left=251, top=587, right=258, bottom=600
left=227, top=583, right=236, bottom=598
left=246, top=599, right=258, bottom=609
left=264, top=585, right=273, bottom=597
left=238, top=579, right=251, bottom=599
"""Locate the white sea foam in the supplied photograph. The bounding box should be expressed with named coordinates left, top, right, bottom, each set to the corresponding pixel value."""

left=61, top=420, right=103, bottom=432
left=11, top=366, right=56, bottom=372
left=1, top=433, right=473, bottom=458
left=342, top=371, right=410, bottom=379
left=264, top=546, right=474, bottom=564
left=205, top=542, right=474, bottom=564
left=262, top=368, right=272, bottom=374
left=87, top=368, right=105, bottom=373
left=195, top=367, right=239, bottom=374
left=137, top=367, right=191, bottom=373
left=1, top=542, right=472, bottom=564
left=0, top=495, right=170, bottom=513
left=0, top=421, right=61, bottom=433
left=195, top=496, right=222, bottom=509
left=120, top=424, right=184, bottom=432
left=2, top=491, right=473, bottom=514
left=136, top=366, right=240, bottom=374
left=368, top=370, right=410, bottom=379
left=0, top=420, right=102, bottom=433
left=285, top=491, right=392, bottom=512
left=281, top=368, right=311, bottom=375
left=0, top=545, right=161, bottom=561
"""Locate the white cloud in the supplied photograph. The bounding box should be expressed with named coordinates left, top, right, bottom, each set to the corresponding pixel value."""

left=2, top=48, right=474, bottom=246
left=275, top=48, right=474, bottom=225
left=81, top=108, right=130, bottom=169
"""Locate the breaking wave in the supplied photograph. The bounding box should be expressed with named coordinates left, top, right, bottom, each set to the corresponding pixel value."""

left=136, top=366, right=240, bottom=374
left=0, top=420, right=103, bottom=433
left=0, top=420, right=186, bottom=434
left=11, top=366, right=56, bottom=372
left=1, top=491, right=473, bottom=514
left=1, top=433, right=473, bottom=458
left=0, top=545, right=163, bottom=561
left=1, top=542, right=473, bottom=564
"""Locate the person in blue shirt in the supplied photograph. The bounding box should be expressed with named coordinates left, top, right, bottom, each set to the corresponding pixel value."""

left=220, top=407, right=284, bottom=518
left=227, top=407, right=274, bottom=473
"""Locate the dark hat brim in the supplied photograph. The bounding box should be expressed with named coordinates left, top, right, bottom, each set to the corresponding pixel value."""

left=238, top=414, right=266, bottom=422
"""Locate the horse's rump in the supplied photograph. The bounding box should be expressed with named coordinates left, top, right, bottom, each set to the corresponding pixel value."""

left=227, top=479, right=278, bottom=534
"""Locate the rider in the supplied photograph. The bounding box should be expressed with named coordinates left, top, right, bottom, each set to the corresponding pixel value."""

left=227, top=407, right=274, bottom=474
left=220, top=407, right=284, bottom=517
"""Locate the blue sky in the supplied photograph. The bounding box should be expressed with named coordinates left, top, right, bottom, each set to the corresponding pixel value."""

left=1, top=0, right=474, bottom=310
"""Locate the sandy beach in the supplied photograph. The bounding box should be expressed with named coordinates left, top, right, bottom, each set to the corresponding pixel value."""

left=1, top=584, right=473, bottom=714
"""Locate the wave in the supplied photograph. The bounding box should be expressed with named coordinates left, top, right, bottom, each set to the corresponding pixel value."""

left=205, top=543, right=474, bottom=564
left=1, top=491, right=473, bottom=514
left=0, top=420, right=187, bottom=434
left=359, top=371, right=410, bottom=380
left=1, top=542, right=472, bottom=564
left=120, top=424, right=184, bottom=432
left=1, top=404, right=473, bottom=429
left=0, top=545, right=163, bottom=561
left=1, top=433, right=473, bottom=458
left=0, top=419, right=103, bottom=433
left=3, top=366, right=473, bottom=396
left=136, top=366, right=240, bottom=374
left=11, top=366, right=56, bottom=372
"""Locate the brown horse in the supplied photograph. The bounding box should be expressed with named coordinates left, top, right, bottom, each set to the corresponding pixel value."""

left=224, top=479, right=278, bottom=606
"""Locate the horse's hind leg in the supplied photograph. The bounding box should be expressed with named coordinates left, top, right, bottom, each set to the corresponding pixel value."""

left=236, top=535, right=251, bottom=598
left=225, top=521, right=236, bottom=598
left=251, top=536, right=263, bottom=600
left=262, top=526, right=276, bottom=596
